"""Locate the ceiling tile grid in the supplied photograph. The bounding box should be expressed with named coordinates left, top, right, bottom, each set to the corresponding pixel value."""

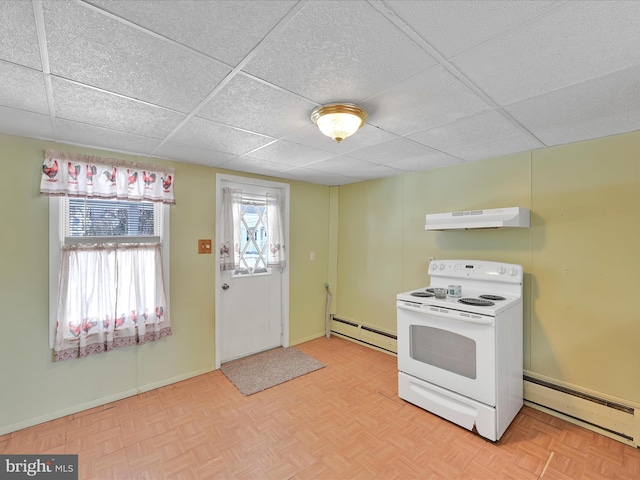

left=0, top=0, right=638, bottom=185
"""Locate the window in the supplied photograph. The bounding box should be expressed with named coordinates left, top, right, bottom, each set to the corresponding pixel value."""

left=40, top=151, right=175, bottom=361
left=219, top=187, right=285, bottom=275
left=236, top=197, right=268, bottom=275
left=66, top=198, right=158, bottom=238
left=48, top=197, right=170, bottom=361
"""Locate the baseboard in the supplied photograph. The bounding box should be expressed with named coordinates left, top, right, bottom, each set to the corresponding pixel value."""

left=290, top=331, right=327, bottom=346
left=137, top=366, right=216, bottom=394
left=0, top=366, right=216, bottom=436
left=523, top=373, right=638, bottom=447
left=330, top=317, right=397, bottom=355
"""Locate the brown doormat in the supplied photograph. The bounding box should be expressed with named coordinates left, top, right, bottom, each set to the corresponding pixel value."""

left=220, top=346, right=325, bottom=396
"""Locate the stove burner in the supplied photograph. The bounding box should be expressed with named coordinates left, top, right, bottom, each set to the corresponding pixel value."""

left=411, top=291, right=434, bottom=298
left=479, top=295, right=506, bottom=301
left=458, top=297, right=495, bottom=306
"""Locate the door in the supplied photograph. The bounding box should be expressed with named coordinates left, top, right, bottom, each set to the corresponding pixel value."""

left=216, top=175, right=289, bottom=366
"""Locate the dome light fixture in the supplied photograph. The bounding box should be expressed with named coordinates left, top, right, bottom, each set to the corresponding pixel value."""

left=310, top=103, right=368, bottom=143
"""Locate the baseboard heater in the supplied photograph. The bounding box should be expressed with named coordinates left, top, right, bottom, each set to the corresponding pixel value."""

left=330, top=317, right=397, bottom=354
left=524, top=374, right=638, bottom=447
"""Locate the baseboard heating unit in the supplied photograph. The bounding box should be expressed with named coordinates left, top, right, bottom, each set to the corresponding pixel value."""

left=330, top=317, right=397, bottom=354
left=524, top=374, right=639, bottom=447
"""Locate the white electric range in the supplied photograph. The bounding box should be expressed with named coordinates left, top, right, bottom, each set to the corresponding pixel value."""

left=397, top=259, right=524, bottom=441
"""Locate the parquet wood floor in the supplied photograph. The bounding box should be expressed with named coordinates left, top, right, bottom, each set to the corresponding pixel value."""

left=2, top=336, right=639, bottom=479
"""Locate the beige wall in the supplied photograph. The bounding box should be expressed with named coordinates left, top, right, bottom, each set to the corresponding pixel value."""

left=0, top=134, right=330, bottom=434
left=1, top=129, right=638, bottom=434
left=335, top=131, right=640, bottom=405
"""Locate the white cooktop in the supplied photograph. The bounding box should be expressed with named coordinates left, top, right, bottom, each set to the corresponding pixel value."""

left=397, top=259, right=524, bottom=316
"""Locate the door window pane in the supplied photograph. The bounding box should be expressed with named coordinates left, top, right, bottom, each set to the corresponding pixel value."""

left=236, top=202, right=268, bottom=275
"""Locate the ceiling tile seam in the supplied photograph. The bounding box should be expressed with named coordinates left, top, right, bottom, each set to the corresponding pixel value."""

left=216, top=139, right=281, bottom=167
left=368, top=0, right=546, bottom=148
left=48, top=75, right=194, bottom=117
left=448, top=131, right=546, bottom=154
left=76, top=0, right=234, bottom=71
left=443, top=0, right=571, bottom=60
left=236, top=71, right=322, bottom=109
left=149, top=0, right=311, bottom=157
left=52, top=116, right=167, bottom=144
left=502, top=62, right=640, bottom=113
left=32, top=0, right=57, bottom=138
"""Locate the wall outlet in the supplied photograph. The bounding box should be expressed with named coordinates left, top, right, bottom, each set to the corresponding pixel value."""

left=310, top=251, right=315, bottom=261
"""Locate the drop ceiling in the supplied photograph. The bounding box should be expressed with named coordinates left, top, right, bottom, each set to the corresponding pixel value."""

left=2, top=0, right=639, bottom=186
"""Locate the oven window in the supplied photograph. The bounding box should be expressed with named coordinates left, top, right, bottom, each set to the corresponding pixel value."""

left=409, top=325, right=476, bottom=379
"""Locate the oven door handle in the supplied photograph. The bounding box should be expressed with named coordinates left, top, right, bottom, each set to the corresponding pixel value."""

left=397, top=302, right=494, bottom=325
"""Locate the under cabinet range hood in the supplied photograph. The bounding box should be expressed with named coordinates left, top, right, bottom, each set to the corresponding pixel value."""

left=425, top=207, right=530, bottom=230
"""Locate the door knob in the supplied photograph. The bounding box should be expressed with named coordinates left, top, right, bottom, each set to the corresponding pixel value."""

left=222, top=283, right=230, bottom=290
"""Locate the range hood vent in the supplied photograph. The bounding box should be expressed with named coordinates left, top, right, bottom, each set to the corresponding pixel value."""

left=425, top=207, right=530, bottom=230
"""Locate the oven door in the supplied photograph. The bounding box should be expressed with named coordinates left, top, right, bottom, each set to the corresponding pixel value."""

left=397, top=301, right=496, bottom=406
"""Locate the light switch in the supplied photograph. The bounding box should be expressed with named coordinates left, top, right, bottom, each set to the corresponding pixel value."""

left=198, top=239, right=212, bottom=254
left=310, top=251, right=315, bottom=261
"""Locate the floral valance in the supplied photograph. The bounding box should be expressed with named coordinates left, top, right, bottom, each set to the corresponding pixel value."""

left=40, top=150, right=175, bottom=205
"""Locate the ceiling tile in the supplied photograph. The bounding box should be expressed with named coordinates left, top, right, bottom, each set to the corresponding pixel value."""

left=55, top=119, right=162, bottom=155
left=306, top=157, right=405, bottom=180
left=504, top=65, right=640, bottom=147
left=86, top=0, right=297, bottom=67
left=276, top=167, right=361, bottom=186
left=43, top=1, right=231, bottom=113
left=354, top=163, right=406, bottom=180
left=347, top=138, right=443, bottom=165
left=51, top=77, right=186, bottom=139
left=303, top=156, right=381, bottom=177
left=246, top=140, right=334, bottom=167
left=385, top=152, right=464, bottom=172
left=364, top=65, right=491, bottom=136
left=452, top=1, right=640, bottom=105
left=244, top=0, right=436, bottom=103
left=0, top=106, right=53, bottom=140
left=219, top=157, right=293, bottom=178
left=153, top=141, right=236, bottom=168
left=448, top=134, right=543, bottom=162
left=283, top=123, right=399, bottom=155
left=0, top=1, right=42, bottom=70
left=381, top=0, right=561, bottom=59
left=197, top=74, right=315, bottom=137
left=407, top=110, right=531, bottom=151
left=0, top=62, right=49, bottom=114
left=170, top=117, right=274, bottom=156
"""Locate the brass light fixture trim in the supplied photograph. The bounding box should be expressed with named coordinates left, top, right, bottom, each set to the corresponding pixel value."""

left=311, top=103, right=368, bottom=143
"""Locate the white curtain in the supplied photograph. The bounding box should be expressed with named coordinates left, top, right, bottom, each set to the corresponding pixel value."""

left=54, top=243, right=170, bottom=361
left=219, top=187, right=242, bottom=271
left=266, top=192, right=286, bottom=269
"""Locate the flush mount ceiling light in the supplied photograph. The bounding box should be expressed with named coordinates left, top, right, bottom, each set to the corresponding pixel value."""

left=310, top=103, right=368, bottom=143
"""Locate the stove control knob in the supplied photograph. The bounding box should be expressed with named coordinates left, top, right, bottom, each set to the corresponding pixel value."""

left=438, top=263, right=446, bottom=270
left=498, top=266, right=507, bottom=275
left=508, top=267, right=519, bottom=276
left=430, top=262, right=437, bottom=270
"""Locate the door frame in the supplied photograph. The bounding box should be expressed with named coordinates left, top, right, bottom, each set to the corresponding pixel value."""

left=214, top=173, right=290, bottom=369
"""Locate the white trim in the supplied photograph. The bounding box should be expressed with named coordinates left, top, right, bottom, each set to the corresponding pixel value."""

left=215, top=174, right=290, bottom=369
